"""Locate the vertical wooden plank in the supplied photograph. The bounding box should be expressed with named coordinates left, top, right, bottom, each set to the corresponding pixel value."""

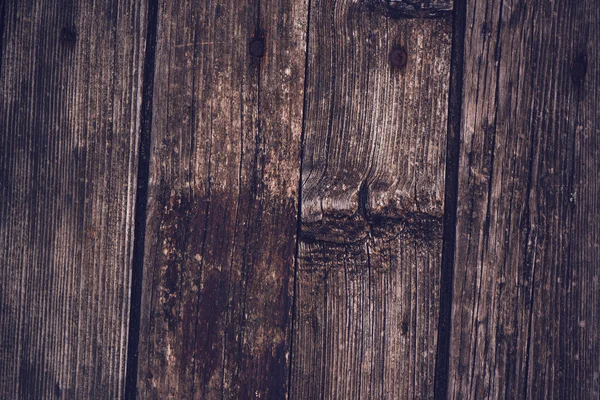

left=449, top=0, right=600, bottom=398
left=0, top=0, right=146, bottom=398
left=136, top=0, right=308, bottom=398
left=291, top=0, right=452, bottom=397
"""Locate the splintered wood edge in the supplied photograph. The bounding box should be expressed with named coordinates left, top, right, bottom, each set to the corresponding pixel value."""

left=387, top=0, right=453, bottom=18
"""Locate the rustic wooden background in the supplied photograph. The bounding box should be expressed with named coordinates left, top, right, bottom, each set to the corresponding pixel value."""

left=1, top=0, right=598, bottom=398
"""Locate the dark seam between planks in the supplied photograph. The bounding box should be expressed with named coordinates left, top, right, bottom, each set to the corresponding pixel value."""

left=432, top=1, right=467, bottom=399
left=287, top=0, right=312, bottom=395
left=320, top=269, right=328, bottom=400
left=124, top=0, right=159, bottom=398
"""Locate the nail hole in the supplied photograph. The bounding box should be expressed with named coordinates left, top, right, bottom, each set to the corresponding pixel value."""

left=571, top=52, right=587, bottom=87
left=390, top=48, right=407, bottom=69
left=401, top=321, right=409, bottom=335
left=60, top=27, right=77, bottom=45
left=249, top=38, right=265, bottom=58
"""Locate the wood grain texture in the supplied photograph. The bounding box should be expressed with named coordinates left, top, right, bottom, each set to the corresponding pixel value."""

left=135, top=0, right=307, bottom=398
left=0, top=0, right=146, bottom=398
left=448, top=0, right=600, bottom=398
left=291, top=1, right=452, bottom=396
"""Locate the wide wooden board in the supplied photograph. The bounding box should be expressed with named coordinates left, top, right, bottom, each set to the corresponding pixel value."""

left=291, top=2, right=452, bottom=397
left=448, top=0, right=600, bottom=398
left=0, top=0, right=146, bottom=398
left=135, top=0, right=308, bottom=398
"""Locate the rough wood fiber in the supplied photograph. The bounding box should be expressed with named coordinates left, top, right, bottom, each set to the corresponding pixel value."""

left=0, top=0, right=146, bottom=398
left=448, top=0, right=600, bottom=398
left=291, top=1, right=452, bottom=397
left=136, top=0, right=307, bottom=398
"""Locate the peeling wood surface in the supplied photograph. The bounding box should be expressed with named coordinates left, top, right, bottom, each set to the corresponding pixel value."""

left=291, top=0, right=452, bottom=396
left=448, top=0, right=600, bottom=398
left=0, top=0, right=146, bottom=398
left=135, top=0, right=307, bottom=398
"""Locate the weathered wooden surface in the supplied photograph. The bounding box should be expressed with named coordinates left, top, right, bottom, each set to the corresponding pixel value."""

left=135, top=0, right=308, bottom=398
left=291, top=0, right=452, bottom=396
left=0, top=0, right=146, bottom=398
left=448, top=0, right=600, bottom=398
left=4, top=0, right=600, bottom=398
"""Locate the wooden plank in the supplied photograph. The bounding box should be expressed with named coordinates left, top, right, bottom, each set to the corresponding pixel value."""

left=0, top=0, right=146, bottom=398
left=448, top=0, right=600, bottom=398
left=135, top=0, right=308, bottom=398
left=290, top=0, right=452, bottom=396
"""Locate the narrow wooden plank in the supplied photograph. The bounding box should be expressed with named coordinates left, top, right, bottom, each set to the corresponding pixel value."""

left=0, top=0, right=146, bottom=398
left=136, top=0, right=308, bottom=398
left=448, top=0, right=600, bottom=398
left=291, top=1, right=452, bottom=396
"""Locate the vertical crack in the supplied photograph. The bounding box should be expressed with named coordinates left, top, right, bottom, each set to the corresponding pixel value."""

left=287, top=0, right=313, bottom=395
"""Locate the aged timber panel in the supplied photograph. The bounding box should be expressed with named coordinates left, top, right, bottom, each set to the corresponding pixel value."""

left=291, top=0, right=452, bottom=397
left=136, top=0, right=307, bottom=398
left=0, top=0, right=146, bottom=398
left=448, top=0, right=600, bottom=398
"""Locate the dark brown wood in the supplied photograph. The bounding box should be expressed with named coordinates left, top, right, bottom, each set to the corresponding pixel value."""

left=135, top=0, right=308, bottom=398
left=448, top=0, right=600, bottom=398
left=6, top=0, right=600, bottom=398
left=0, top=0, right=146, bottom=398
left=291, top=1, right=452, bottom=396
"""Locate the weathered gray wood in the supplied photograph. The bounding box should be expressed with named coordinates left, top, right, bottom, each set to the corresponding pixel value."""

left=291, top=1, right=452, bottom=396
left=0, top=0, right=146, bottom=398
left=448, top=0, right=600, bottom=398
left=136, top=0, right=308, bottom=398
